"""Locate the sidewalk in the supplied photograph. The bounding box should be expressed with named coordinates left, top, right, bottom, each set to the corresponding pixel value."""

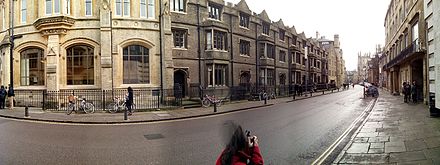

left=333, top=91, right=440, bottom=164
left=0, top=88, right=347, bottom=124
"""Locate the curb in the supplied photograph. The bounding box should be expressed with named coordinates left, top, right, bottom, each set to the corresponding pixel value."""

left=0, top=103, right=274, bottom=125
left=0, top=88, right=348, bottom=124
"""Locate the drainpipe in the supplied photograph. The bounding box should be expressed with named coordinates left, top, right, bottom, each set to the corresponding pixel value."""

left=229, top=14, right=234, bottom=87
left=197, top=1, right=202, bottom=98
left=255, top=23, right=259, bottom=91
left=9, top=0, right=14, bottom=88
left=110, top=10, right=114, bottom=98
left=159, top=0, right=164, bottom=101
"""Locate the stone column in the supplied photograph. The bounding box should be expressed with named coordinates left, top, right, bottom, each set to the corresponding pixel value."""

left=161, top=0, right=174, bottom=90
left=100, top=2, right=113, bottom=90
left=46, top=35, right=60, bottom=91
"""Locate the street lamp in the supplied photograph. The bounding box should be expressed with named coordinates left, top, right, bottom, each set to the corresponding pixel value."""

left=363, top=67, right=366, bottom=99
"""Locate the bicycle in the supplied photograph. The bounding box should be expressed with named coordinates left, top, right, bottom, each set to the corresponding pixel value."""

left=66, top=97, right=95, bottom=115
left=106, top=97, right=136, bottom=113
left=201, top=94, right=222, bottom=108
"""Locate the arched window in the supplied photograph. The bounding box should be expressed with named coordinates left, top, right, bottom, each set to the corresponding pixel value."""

left=66, top=45, right=94, bottom=85
left=20, top=48, right=45, bottom=86
left=123, top=45, right=149, bottom=84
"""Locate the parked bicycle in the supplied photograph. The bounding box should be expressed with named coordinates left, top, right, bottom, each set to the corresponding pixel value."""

left=201, top=94, right=222, bottom=108
left=106, top=96, right=136, bottom=113
left=66, top=96, right=95, bottom=115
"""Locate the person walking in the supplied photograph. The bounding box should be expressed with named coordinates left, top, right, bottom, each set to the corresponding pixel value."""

left=411, top=81, right=417, bottom=103
left=7, top=85, right=15, bottom=110
left=403, top=82, right=411, bottom=103
left=126, top=87, right=134, bottom=115
left=216, top=123, right=264, bottom=165
left=0, top=86, right=6, bottom=109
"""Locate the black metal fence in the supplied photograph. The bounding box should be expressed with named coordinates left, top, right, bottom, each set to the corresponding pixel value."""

left=14, top=89, right=183, bottom=112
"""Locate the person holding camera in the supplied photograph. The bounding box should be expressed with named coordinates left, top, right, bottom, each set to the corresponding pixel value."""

left=216, top=124, right=264, bottom=165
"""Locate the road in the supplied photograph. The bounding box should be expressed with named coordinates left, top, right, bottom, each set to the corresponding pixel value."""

left=0, top=87, right=374, bottom=165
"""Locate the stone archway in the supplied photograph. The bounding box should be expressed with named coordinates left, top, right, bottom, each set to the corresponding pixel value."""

left=174, top=70, right=187, bottom=97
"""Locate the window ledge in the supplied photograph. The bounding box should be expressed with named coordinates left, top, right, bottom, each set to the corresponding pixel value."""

left=15, top=86, right=46, bottom=90
left=207, top=18, right=222, bottom=22
left=173, top=47, right=188, bottom=50
left=63, top=85, right=100, bottom=90
left=239, top=26, right=250, bottom=30
left=206, top=49, right=228, bottom=53
left=239, top=54, right=250, bottom=58
left=171, top=11, right=187, bottom=15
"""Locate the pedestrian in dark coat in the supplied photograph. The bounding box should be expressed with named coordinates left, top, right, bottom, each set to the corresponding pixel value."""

left=7, top=85, right=14, bottom=110
left=126, top=87, right=134, bottom=115
left=411, top=81, right=417, bottom=103
left=0, top=86, right=6, bottom=109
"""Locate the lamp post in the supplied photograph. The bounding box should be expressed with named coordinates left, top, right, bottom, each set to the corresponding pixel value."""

left=363, top=67, right=366, bottom=98
left=9, top=0, right=14, bottom=88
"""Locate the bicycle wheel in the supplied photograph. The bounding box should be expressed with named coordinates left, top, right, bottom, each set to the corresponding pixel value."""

left=215, top=100, right=222, bottom=107
left=107, top=103, right=118, bottom=113
left=201, top=98, right=211, bottom=107
left=83, top=102, right=95, bottom=114
left=66, top=103, right=74, bottom=115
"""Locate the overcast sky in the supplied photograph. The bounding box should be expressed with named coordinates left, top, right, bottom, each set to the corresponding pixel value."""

left=226, top=0, right=391, bottom=71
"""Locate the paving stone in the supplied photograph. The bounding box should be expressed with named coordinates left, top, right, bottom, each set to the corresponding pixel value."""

left=346, top=143, right=370, bottom=153
left=357, top=132, right=379, bottom=137
left=338, top=153, right=388, bottom=164
left=389, top=151, right=426, bottom=163
left=385, top=141, right=406, bottom=153
left=405, top=139, right=428, bottom=151
left=370, top=142, right=385, bottom=149
left=424, top=137, right=440, bottom=148
left=353, top=137, right=369, bottom=143
left=397, top=160, right=434, bottom=165
left=377, top=127, right=399, bottom=132
left=360, top=128, right=377, bottom=133
left=368, top=148, right=385, bottom=154
left=369, top=136, right=390, bottom=143
left=423, top=147, right=440, bottom=159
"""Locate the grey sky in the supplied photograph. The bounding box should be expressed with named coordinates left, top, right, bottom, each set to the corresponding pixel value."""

left=226, top=0, right=391, bottom=71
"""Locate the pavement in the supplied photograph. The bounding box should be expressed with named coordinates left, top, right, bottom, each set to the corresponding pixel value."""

left=333, top=90, right=440, bottom=164
left=0, top=88, right=347, bottom=124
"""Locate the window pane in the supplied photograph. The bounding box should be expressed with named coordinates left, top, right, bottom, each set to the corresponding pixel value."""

left=147, top=0, right=154, bottom=18
left=116, top=0, right=122, bottom=15
left=46, top=0, right=52, bottom=15
left=206, top=31, right=212, bottom=50
left=21, top=0, right=26, bottom=23
left=123, top=0, right=130, bottom=16
left=85, top=0, right=92, bottom=16
left=64, top=0, right=70, bottom=14
left=140, top=0, right=146, bottom=17
left=66, top=45, right=94, bottom=85
left=54, top=0, right=60, bottom=13
left=123, top=45, right=149, bottom=84
left=20, top=48, right=45, bottom=86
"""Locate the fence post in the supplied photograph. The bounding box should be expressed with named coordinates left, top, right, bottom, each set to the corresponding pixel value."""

left=124, top=109, right=128, bottom=120
left=42, top=90, right=46, bottom=110
left=102, top=90, right=106, bottom=112
left=25, top=106, right=29, bottom=117
left=310, top=91, right=313, bottom=97
left=264, top=96, right=267, bottom=105
left=293, top=92, right=296, bottom=100
left=157, top=90, right=160, bottom=109
left=214, top=102, right=217, bottom=112
left=322, top=90, right=324, bottom=95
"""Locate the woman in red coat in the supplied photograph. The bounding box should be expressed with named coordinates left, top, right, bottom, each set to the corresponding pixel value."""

left=216, top=124, right=264, bottom=165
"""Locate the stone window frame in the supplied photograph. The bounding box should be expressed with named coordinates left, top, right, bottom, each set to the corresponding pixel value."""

left=279, top=50, right=286, bottom=62
left=279, top=29, right=285, bottom=42
left=19, top=47, right=46, bottom=86
left=172, top=28, right=188, bottom=49
left=45, top=0, right=61, bottom=16
left=66, top=45, right=95, bottom=85
left=122, top=45, right=150, bottom=84
left=208, top=2, right=222, bottom=21
left=239, top=12, right=250, bottom=28
left=239, top=39, right=250, bottom=56
left=262, top=21, right=270, bottom=36
left=140, top=0, right=155, bottom=19
left=207, top=63, right=228, bottom=87
left=115, top=0, right=130, bottom=17
left=206, top=29, right=228, bottom=51
left=170, top=0, right=186, bottom=13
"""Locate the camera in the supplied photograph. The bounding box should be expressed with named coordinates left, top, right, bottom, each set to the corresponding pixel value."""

left=245, top=130, right=255, bottom=144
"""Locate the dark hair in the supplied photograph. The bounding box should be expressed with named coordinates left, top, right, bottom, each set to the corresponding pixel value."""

left=127, top=87, right=133, bottom=92
left=220, top=124, right=248, bottom=165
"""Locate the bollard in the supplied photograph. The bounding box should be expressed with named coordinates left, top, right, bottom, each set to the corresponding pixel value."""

left=293, top=93, right=296, bottom=100
left=310, top=91, right=313, bottom=97
left=322, top=90, right=325, bottom=95
left=332, top=89, right=334, bottom=93
left=338, top=88, right=340, bottom=92
left=214, top=102, right=217, bottom=112
left=25, top=106, right=29, bottom=117
left=124, top=109, right=128, bottom=120
left=264, top=97, right=267, bottom=105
